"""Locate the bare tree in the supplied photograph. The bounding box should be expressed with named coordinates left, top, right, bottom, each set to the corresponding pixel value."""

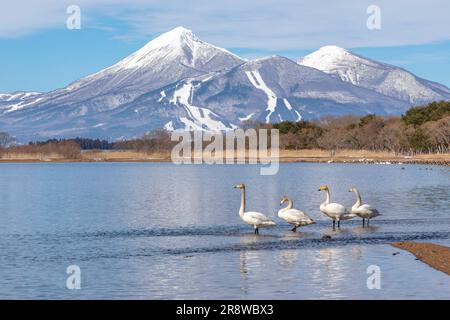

left=423, top=116, right=450, bottom=153
left=0, top=132, right=16, bottom=148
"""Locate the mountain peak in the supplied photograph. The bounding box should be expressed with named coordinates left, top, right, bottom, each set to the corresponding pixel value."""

left=63, top=26, right=244, bottom=97
left=298, top=45, right=353, bottom=65
left=145, top=26, right=196, bottom=48
left=131, top=26, right=197, bottom=58
left=168, top=26, right=193, bottom=34
left=111, top=26, right=242, bottom=71
left=316, top=45, right=349, bottom=54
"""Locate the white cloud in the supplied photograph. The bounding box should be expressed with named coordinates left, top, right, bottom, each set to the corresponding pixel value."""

left=0, top=0, right=449, bottom=50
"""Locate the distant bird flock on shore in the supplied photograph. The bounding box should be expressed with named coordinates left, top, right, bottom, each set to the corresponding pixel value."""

left=234, top=184, right=380, bottom=234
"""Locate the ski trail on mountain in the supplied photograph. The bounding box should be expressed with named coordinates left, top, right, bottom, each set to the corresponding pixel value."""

left=245, top=70, right=277, bottom=123
left=170, top=82, right=231, bottom=131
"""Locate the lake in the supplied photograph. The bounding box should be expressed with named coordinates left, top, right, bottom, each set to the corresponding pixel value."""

left=0, top=162, right=449, bottom=299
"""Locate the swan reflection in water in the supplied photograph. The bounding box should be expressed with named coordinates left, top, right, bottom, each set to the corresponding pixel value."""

left=278, top=250, right=298, bottom=268
left=352, top=225, right=379, bottom=235
left=239, top=249, right=263, bottom=295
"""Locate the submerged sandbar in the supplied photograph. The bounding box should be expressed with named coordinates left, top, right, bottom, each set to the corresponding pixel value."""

left=392, top=242, right=450, bottom=276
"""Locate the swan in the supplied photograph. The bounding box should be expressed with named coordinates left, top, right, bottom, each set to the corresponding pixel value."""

left=349, top=187, right=380, bottom=226
left=234, top=184, right=276, bottom=234
left=278, top=196, right=315, bottom=232
left=318, top=185, right=355, bottom=228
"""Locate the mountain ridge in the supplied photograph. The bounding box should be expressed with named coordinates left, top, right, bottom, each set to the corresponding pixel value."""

left=298, top=45, right=450, bottom=104
left=0, top=27, right=448, bottom=141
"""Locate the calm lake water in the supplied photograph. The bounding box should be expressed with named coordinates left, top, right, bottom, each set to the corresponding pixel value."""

left=0, top=162, right=449, bottom=299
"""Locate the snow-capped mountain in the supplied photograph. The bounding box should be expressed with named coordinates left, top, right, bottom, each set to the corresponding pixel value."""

left=298, top=45, right=450, bottom=104
left=59, top=26, right=244, bottom=101
left=151, top=56, right=408, bottom=131
left=0, top=28, right=448, bottom=141
left=0, top=27, right=244, bottom=139
left=0, top=27, right=243, bottom=115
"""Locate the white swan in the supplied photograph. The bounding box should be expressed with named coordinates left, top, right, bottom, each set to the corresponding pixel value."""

left=318, top=185, right=355, bottom=228
left=234, top=184, right=276, bottom=234
left=349, top=187, right=380, bottom=226
left=278, top=196, right=315, bottom=232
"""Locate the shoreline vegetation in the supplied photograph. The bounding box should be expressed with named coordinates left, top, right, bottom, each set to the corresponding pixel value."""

left=392, top=242, right=450, bottom=276
left=1, top=101, right=449, bottom=165
left=0, top=149, right=449, bottom=165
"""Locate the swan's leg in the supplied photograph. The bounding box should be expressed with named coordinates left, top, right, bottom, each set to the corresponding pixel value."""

left=256, top=227, right=259, bottom=235
left=367, top=219, right=370, bottom=226
left=254, top=227, right=257, bottom=235
left=291, top=226, right=297, bottom=232
left=332, top=220, right=336, bottom=229
left=337, top=220, right=340, bottom=228
left=362, top=218, right=365, bottom=227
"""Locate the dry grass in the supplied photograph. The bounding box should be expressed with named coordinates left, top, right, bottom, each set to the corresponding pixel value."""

left=1, top=148, right=449, bottom=164
left=81, top=150, right=170, bottom=162
left=279, top=149, right=450, bottom=163
left=282, top=149, right=401, bottom=159
left=0, top=152, right=72, bottom=161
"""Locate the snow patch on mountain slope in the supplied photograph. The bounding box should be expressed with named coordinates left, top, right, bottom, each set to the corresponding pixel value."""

left=5, top=97, right=43, bottom=113
left=283, top=98, right=292, bottom=110
left=377, top=69, right=444, bottom=102
left=294, top=90, right=365, bottom=104
left=0, top=92, right=42, bottom=112
left=0, top=91, right=41, bottom=102
left=238, top=113, right=255, bottom=121
left=164, top=121, right=174, bottom=131
left=170, top=82, right=233, bottom=131
left=158, top=90, right=166, bottom=102
left=245, top=70, right=277, bottom=123
left=282, top=98, right=302, bottom=120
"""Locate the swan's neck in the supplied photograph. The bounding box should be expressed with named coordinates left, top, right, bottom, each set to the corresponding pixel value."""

left=322, top=190, right=330, bottom=205
left=286, top=199, right=293, bottom=209
left=239, top=189, right=246, bottom=217
left=280, top=199, right=293, bottom=212
left=352, top=190, right=362, bottom=208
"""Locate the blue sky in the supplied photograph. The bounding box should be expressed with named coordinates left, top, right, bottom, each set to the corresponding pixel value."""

left=1, top=0, right=449, bottom=92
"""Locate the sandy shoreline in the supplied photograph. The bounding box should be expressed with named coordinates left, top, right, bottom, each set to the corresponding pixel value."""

left=392, top=242, right=450, bottom=276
